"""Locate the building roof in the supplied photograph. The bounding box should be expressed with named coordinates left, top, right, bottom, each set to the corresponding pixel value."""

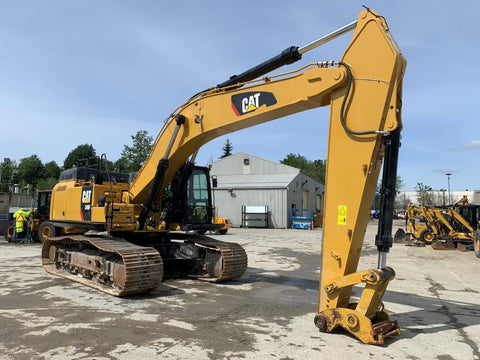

left=214, top=173, right=299, bottom=189
left=210, top=152, right=324, bottom=190
left=211, top=152, right=299, bottom=175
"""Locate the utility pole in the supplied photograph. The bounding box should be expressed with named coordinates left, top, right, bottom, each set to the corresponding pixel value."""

left=445, top=173, right=452, bottom=205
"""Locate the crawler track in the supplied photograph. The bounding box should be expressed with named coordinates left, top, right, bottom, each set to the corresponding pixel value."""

left=171, top=233, right=248, bottom=282
left=41, top=233, right=247, bottom=296
left=42, top=236, right=163, bottom=296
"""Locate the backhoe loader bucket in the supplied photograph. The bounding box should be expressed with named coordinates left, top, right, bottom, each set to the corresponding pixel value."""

left=393, top=228, right=406, bottom=243
left=431, top=239, right=455, bottom=250
left=394, top=228, right=425, bottom=247
left=455, top=242, right=472, bottom=252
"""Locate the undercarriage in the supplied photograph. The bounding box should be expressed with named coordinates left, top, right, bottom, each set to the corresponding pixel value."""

left=41, top=233, right=247, bottom=296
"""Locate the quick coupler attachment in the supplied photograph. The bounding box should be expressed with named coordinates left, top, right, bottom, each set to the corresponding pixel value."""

left=315, top=267, right=400, bottom=344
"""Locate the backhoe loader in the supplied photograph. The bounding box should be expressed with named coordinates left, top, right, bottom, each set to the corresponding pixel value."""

left=40, top=8, right=405, bottom=344
left=4, top=190, right=52, bottom=243
left=399, top=203, right=475, bottom=250
left=403, top=204, right=441, bottom=244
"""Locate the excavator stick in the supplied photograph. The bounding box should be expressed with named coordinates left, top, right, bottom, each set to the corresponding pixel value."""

left=315, top=9, right=405, bottom=344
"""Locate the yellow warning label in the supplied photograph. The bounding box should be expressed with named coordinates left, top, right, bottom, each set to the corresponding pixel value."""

left=337, top=205, right=347, bottom=225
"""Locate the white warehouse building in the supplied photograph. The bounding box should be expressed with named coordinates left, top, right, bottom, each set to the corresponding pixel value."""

left=209, top=152, right=325, bottom=228
left=397, top=190, right=480, bottom=207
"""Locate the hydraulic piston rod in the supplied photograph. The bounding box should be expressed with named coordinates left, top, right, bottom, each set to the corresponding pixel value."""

left=298, top=20, right=357, bottom=54
left=217, top=20, right=357, bottom=89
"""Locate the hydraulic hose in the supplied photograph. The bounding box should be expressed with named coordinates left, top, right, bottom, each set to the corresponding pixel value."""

left=337, top=61, right=390, bottom=137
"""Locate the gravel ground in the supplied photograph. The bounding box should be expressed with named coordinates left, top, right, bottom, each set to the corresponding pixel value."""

left=0, top=219, right=479, bottom=359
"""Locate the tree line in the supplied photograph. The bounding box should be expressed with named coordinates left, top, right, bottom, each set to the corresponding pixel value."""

left=1, top=135, right=329, bottom=195
left=0, top=130, right=153, bottom=194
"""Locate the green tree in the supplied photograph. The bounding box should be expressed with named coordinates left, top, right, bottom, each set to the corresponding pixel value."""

left=394, top=175, right=406, bottom=209
left=36, top=160, right=62, bottom=190
left=18, top=155, right=45, bottom=188
left=280, top=153, right=326, bottom=183
left=11, top=169, right=20, bottom=187
left=0, top=159, right=15, bottom=192
left=220, top=139, right=233, bottom=159
left=116, top=130, right=153, bottom=172
left=37, top=178, right=57, bottom=190
left=44, top=161, right=62, bottom=179
left=310, top=159, right=326, bottom=184
left=64, top=144, right=97, bottom=169
left=415, top=182, right=434, bottom=206
left=396, top=175, right=405, bottom=195
left=281, top=153, right=309, bottom=169
left=377, top=175, right=404, bottom=196
left=101, top=158, right=116, bottom=173
left=113, top=157, right=130, bottom=173
left=377, top=175, right=405, bottom=209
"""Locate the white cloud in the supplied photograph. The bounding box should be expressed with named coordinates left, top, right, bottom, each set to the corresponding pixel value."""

left=464, top=140, right=480, bottom=149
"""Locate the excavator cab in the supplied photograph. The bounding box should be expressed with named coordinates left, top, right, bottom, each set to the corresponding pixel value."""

left=183, top=166, right=214, bottom=230
left=36, top=190, right=52, bottom=219
left=455, top=205, right=480, bottom=231
left=162, top=164, right=216, bottom=233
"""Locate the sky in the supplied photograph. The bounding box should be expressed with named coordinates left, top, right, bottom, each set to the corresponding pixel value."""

left=0, top=0, right=479, bottom=191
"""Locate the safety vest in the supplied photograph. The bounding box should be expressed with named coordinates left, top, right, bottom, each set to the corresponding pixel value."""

left=13, top=210, right=30, bottom=232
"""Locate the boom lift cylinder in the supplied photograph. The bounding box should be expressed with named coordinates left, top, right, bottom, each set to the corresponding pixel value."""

left=138, top=114, right=186, bottom=230
left=217, top=20, right=357, bottom=89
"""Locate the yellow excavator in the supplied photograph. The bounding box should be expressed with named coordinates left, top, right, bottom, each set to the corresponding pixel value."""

left=40, top=8, right=405, bottom=344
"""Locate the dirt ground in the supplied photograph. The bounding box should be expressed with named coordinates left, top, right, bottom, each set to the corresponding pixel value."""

left=0, top=220, right=479, bottom=360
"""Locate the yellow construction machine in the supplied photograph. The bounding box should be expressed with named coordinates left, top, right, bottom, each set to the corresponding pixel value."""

left=402, top=204, right=447, bottom=245
left=212, top=212, right=230, bottom=235
left=476, top=230, right=480, bottom=258
left=40, top=8, right=405, bottom=344
left=399, top=203, right=476, bottom=250
left=4, top=190, right=52, bottom=243
left=454, top=202, right=480, bottom=257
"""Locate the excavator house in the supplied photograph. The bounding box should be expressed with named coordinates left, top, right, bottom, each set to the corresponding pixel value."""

left=40, top=8, right=406, bottom=344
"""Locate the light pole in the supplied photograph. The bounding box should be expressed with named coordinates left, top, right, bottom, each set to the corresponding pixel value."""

left=439, top=189, right=446, bottom=206
left=445, top=173, right=452, bottom=205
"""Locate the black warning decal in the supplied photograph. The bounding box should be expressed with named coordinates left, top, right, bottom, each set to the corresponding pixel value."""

left=231, top=91, right=277, bottom=116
